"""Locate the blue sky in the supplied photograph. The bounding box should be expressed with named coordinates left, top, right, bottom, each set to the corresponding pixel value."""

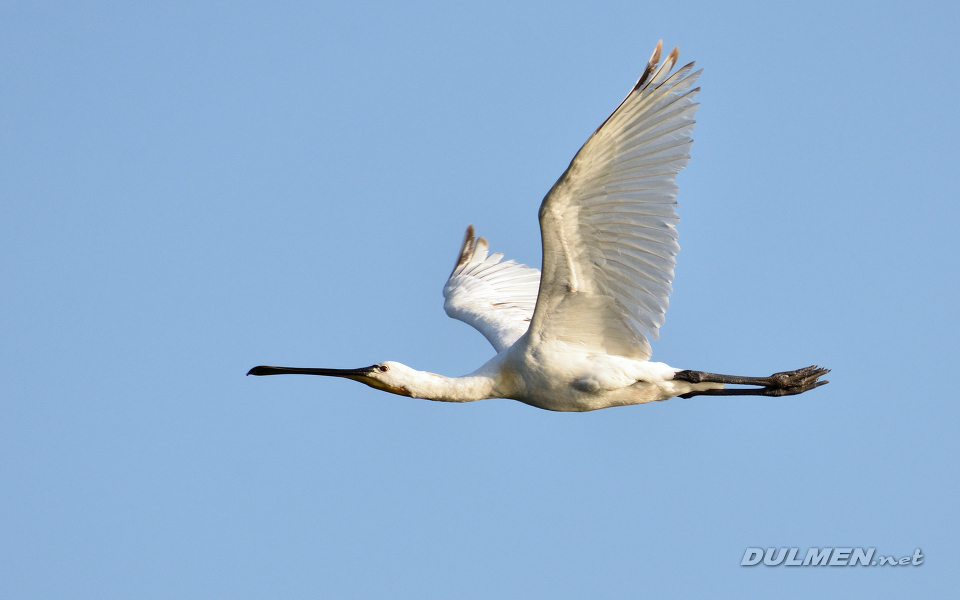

left=1, top=1, right=957, bottom=597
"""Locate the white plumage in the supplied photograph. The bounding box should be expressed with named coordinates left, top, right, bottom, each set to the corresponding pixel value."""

left=443, top=227, right=540, bottom=353
left=533, top=45, right=697, bottom=361
left=249, top=41, right=829, bottom=411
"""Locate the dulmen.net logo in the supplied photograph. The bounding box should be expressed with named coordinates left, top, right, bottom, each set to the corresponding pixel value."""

left=741, top=548, right=923, bottom=567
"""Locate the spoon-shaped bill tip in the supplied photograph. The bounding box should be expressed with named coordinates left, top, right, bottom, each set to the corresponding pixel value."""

left=247, top=366, right=278, bottom=376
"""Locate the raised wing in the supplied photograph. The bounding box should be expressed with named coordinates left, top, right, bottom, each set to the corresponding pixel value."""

left=443, top=226, right=541, bottom=352
left=529, top=41, right=701, bottom=360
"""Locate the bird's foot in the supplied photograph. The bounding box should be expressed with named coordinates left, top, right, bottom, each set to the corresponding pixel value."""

left=762, top=365, right=830, bottom=396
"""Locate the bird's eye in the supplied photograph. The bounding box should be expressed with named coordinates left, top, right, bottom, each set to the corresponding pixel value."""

left=377, top=365, right=389, bottom=372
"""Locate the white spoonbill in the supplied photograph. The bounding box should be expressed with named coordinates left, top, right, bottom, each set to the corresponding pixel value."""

left=248, top=41, right=829, bottom=411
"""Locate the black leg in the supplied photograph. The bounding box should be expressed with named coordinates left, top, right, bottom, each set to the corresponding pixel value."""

left=675, top=365, right=830, bottom=399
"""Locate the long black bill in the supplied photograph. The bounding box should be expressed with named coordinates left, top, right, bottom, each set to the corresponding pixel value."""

left=247, top=365, right=378, bottom=377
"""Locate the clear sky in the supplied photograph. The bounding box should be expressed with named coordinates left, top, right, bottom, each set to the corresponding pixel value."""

left=2, top=1, right=957, bottom=597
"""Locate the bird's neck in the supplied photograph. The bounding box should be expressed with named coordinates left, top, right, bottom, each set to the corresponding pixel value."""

left=401, top=371, right=496, bottom=402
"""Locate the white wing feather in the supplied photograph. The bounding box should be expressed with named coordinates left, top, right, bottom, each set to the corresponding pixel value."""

left=529, top=41, right=701, bottom=360
left=443, top=226, right=541, bottom=352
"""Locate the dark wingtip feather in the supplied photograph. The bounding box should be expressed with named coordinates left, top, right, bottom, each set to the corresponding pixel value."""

left=666, top=46, right=679, bottom=63
left=633, top=40, right=663, bottom=92
left=452, top=225, right=476, bottom=276
left=650, top=40, right=663, bottom=66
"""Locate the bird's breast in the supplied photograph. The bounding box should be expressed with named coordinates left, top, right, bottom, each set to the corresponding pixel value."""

left=495, top=341, right=662, bottom=411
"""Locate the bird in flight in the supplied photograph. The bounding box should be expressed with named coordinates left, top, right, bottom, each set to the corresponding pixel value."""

left=248, top=41, right=829, bottom=411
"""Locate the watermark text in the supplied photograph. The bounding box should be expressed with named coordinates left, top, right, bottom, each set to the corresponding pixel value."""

left=741, top=547, right=923, bottom=567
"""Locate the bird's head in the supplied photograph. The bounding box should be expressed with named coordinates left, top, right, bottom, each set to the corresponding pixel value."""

left=247, top=361, right=414, bottom=397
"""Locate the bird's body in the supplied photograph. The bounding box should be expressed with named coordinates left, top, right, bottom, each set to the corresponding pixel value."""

left=363, top=340, right=706, bottom=412
left=249, top=41, right=829, bottom=410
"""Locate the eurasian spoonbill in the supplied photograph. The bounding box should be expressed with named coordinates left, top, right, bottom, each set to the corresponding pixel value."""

left=248, top=41, right=829, bottom=411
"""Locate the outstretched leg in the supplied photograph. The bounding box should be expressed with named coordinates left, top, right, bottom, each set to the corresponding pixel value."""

left=673, top=365, right=829, bottom=399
